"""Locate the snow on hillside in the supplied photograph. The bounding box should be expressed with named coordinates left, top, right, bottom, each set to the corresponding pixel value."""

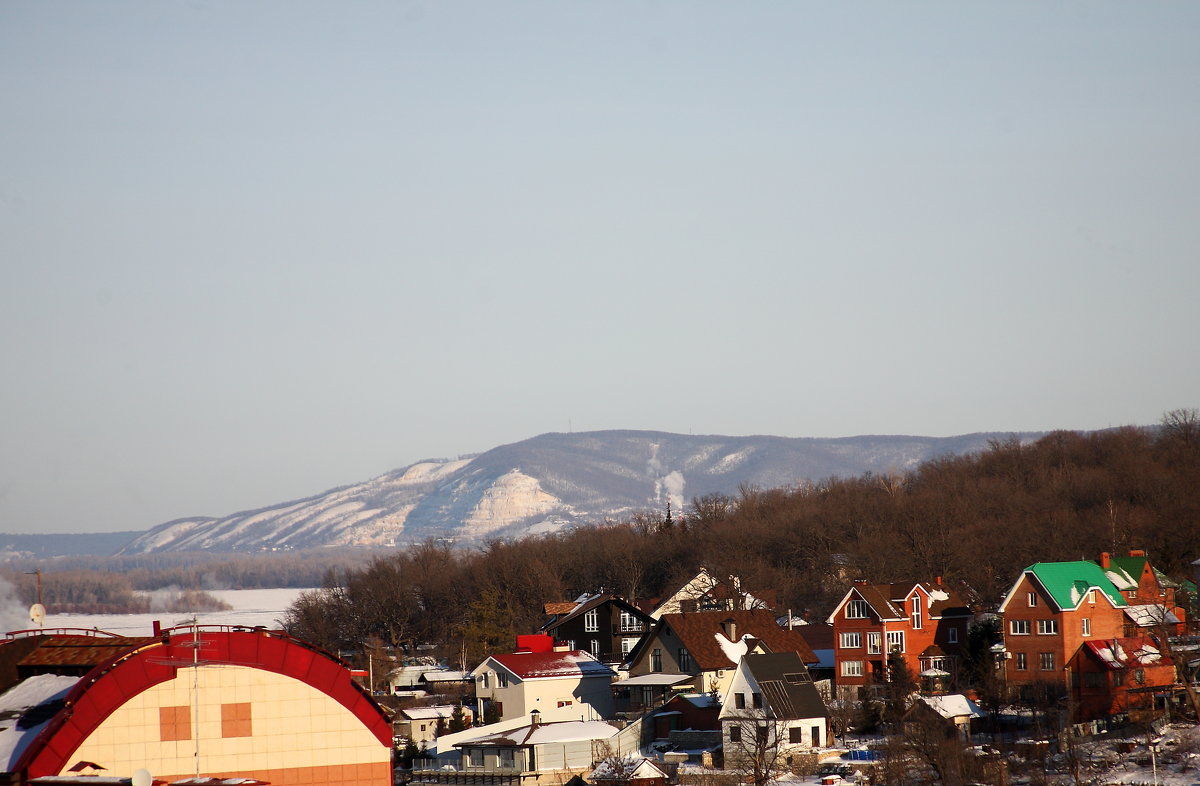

left=116, top=429, right=1041, bottom=555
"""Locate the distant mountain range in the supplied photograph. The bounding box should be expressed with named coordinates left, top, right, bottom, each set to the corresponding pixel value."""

left=105, top=429, right=1041, bottom=555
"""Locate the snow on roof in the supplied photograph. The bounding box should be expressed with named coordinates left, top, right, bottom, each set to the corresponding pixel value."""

left=422, top=670, right=470, bottom=682
left=928, top=589, right=950, bottom=604
left=1125, top=605, right=1180, bottom=627
left=920, top=694, right=985, bottom=720
left=714, top=633, right=752, bottom=665
left=1105, top=568, right=1138, bottom=591
left=488, top=650, right=614, bottom=680
left=0, top=674, right=81, bottom=770
left=1087, top=638, right=1164, bottom=669
left=920, top=668, right=951, bottom=677
left=589, top=758, right=667, bottom=781
left=402, top=705, right=459, bottom=720
left=462, top=720, right=619, bottom=747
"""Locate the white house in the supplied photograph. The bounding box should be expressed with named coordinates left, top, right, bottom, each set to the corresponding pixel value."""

left=719, top=652, right=830, bottom=765
left=472, top=638, right=615, bottom=723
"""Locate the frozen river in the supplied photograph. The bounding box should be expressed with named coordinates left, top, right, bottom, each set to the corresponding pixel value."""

left=33, top=587, right=313, bottom=636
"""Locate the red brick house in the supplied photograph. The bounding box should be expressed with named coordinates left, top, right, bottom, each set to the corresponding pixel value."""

left=1068, top=636, right=1174, bottom=723
left=998, top=551, right=1186, bottom=698
left=826, top=579, right=971, bottom=696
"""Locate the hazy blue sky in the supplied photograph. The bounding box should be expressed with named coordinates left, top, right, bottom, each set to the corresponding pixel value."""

left=2, top=2, right=1198, bottom=535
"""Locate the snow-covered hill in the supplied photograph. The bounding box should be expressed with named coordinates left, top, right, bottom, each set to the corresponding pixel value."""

left=117, top=429, right=1038, bottom=554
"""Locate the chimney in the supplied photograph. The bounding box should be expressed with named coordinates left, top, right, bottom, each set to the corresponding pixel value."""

left=1130, top=549, right=1146, bottom=557
left=935, top=576, right=942, bottom=586
left=723, top=618, right=737, bottom=641
left=1100, top=552, right=1111, bottom=569
left=530, top=709, right=541, bottom=728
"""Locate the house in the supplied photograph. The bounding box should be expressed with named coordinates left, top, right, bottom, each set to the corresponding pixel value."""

left=471, top=635, right=615, bottom=723
left=902, top=694, right=985, bottom=742
left=588, top=757, right=669, bottom=786
left=642, top=568, right=776, bottom=619
left=996, top=552, right=1185, bottom=697
left=623, top=610, right=818, bottom=703
left=452, top=718, right=623, bottom=775
left=650, top=692, right=721, bottom=743
left=827, top=578, right=971, bottom=696
left=541, top=593, right=655, bottom=664
left=395, top=705, right=473, bottom=747
left=0, top=625, right=393, bottom=785
left=719, top=652, right=830, bottom=768
left=1068, top=636, right=1175, bottom=723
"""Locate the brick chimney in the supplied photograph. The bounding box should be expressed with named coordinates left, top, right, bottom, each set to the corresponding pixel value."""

left=1129, top=549, right=1146, bottom=557
left=722, top=618, right=737, bottom=641
left=1100, top=552, right=1111, bottom=569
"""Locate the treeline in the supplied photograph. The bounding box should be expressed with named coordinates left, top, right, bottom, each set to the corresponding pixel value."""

left=12, top=552, right=365, bottom=591
left=2, top=569, right=233, bottom=614
left=282, top=411, right=1200, bottom=663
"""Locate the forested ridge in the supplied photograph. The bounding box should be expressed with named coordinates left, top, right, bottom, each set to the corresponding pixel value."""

left=284, top=412, right=1200, bottom=661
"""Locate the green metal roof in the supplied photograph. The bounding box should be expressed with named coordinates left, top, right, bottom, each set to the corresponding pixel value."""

left=1025, top=561, right=1127, bottom=611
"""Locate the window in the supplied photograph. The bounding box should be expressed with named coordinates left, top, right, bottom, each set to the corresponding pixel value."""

left=590, top=639, right=600, bottom=657
left=752, top=693, right=762, bottom=709
left=469, top=749, right=484, bottom=767
left=1082, top=618, right=1091, bottom=637
left=620, top=612, right=642, bottom=632
left=651, top=648, right=663, bottom=673
left=784, top=672, right=811, bottom=684
left=221, top=702, right=252, bottom=738
left=841, top=660, right=864, bottom=677
left=789, top=727, right=803, bottom=744
left=500, top=749, right=515, bottom=769
left=735, top=693, right=746, bottom=709
left=567, top=640, right=575, bottom=650
left=160, top=705, right=190, bottom=742
left=846, top=600, right=870, bottom=619
left=911, top=597, right=922, bottom=629
left=620, top=637, right=635, bottom=656
left=729, top=725, right=741, bottom=743
left=887, top=631, right=905, bottom=653
left=1028, top=592, right=1038, bottom=607
left=1039, top=652, right=1055, bottom=671
left=1135, top=668, right=1146, bottom=685
left=1087, top=589, right=1096, bottom=604
left=498, top=672, right=509, bottom=688
left=1010, top=620, right=1031, bottom=635
left=678, top=648, right=692, bottom=670
left=867, top=632, right=882, bottom=654
left=1015, top=652, right=1027, bottom=671
left=948, top=627, right=958, bottom=645
left=1037, top=619, right=1058, bottom=635
left=557, top=700, right=573, bottom=707
left=756, top=725, right=768, bottom=745
left=584, top=608, right=599, bottom=632
left=839, top=632, right=862, bottom=649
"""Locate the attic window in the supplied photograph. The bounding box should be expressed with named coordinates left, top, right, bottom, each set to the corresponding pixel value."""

left=784, top=672, right=810, bottom=684
left=846, top=600, right=870, bottom=619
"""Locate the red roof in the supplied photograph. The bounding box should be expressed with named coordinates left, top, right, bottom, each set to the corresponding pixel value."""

left=490, top=650, right=614, bottom=680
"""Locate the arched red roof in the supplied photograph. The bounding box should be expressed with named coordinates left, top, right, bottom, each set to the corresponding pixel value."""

left=12, top=626, right=392, bottom=779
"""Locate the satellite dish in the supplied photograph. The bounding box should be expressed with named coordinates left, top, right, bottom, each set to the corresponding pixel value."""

left=29, top=603, right=45, bottom=628
left=132, top=768, right=152, bottom=786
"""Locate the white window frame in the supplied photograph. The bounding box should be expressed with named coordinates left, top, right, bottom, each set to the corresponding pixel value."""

left=841, top=660, right=864, bottom=677
left=846, top=599, right=870, bottom=619
left=886, top=631, right=905, bottom=653
left=1010, top=619, right=1031, bottom=636
left=584, top=608, right=599, bottom=632
left=911, top=597, right=922, bottom=630
left=1039, top=651, right=1055, bottom=671
left=1037, top=619, right=1058, bottom=635
left=1082, top=618, right=1091, bottom=637
left=839, top=632, right=862, bottom=649
left=619, top=611, right=640, bottom=632
left=867, top=632, right=882, bottom=654
left=948, top=627, right=958, bottom=645
left=1027, top=592, right=1038, bottom=607
left=620, top=637, right=635, bottom=656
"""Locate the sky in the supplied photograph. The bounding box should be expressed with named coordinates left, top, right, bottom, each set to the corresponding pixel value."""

left=2, top=2, right=1198, bottom=536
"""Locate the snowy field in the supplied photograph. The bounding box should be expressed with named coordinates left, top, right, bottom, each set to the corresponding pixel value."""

left=26, top=587, right=312, bottom=637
